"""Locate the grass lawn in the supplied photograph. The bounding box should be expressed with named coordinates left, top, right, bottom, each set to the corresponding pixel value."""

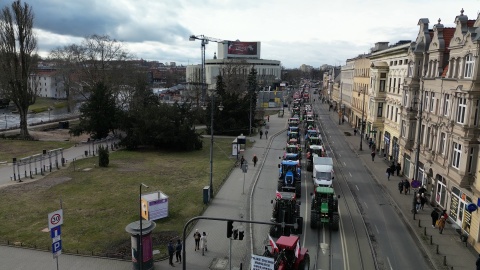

left=29, top=97, right=68, bottom=113
left=0, top=137, right=239, bottom=259
left=0, top=140, right=75, bottom=162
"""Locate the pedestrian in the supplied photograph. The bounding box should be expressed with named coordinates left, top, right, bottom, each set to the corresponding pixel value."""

left=200, top=232, right=208, bottom=256
left=240, top=156, right=245, bottom=168
left=441, top=209, right=448, bottom=220
left=259, top=130, right=263, bottom=139
left=430, top=209, right=440, bottom=228
left=265, top=130, right=269, bottom=139
left=252, top=155, right=258, bottom=167
left=420, top=193, right=426, bottom=210
left=437, top=216, right=446, bottom=234
left=404, top=179, right=410, bottom=194
left=419, top=185, right=427, bottom=195
left=371, top=143, right=376, bottom=152
left=390, top=163, right=395, bottom=176
left=368, top=138, right=373, bottom=149
left=415, top=194, right=422, bottom=211
left=386, top=167, right=391, bottom=180
left=175, top=239, right=182, bottom=263
left=476, top=254, right=480, bottom=270
left=168, top=240, right=175, bottom=266
left=353, top=128, right=357, bottom=136
left=396, top=163, right=401, bottom=176
left=371, top=151, right=376, bottom=161
left=398, top=180, right=404, bottom=194
left=193, top=229, right=201, bottom=251
left=267, top=115, right=270, bottom=122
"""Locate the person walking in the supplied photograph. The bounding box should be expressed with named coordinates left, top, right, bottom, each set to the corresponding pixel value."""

left=431, top=209, right=440, bottom=228
left=371, top=151, right=376, bottom=161
left=265, top=130, right=269, bottom=139
left=193, top=229, right=201, bottom=251
left=386, top=167, right=391, bottom=181
left=390, top=163, right=396, bottom=177
left=259, top=130, right=263, bottom=139
left=396, top=163, right=402, bottom=176
left=168, top=240, right=175, bottom=266
left=252, top=155, right=258, bottom=167
left=200, top=232, right=208, bottom=256
left=353, top=128, right=357, bottom=136
left=267, top=115, right=270, bottom=122
left=398, top=180, right=404, bottom=194
left=437, top=216, right=446, bottom=234
left=404, top=179, right=410, bottom=195
left=240, top=156, right=245, bottom=168
left=420, top=193, right=426, bottom=210
left=476, top=254, right=480, bottom=270
left=415, top=194, right=422, bottom=212
left=175, top=239, right=182, bottom=263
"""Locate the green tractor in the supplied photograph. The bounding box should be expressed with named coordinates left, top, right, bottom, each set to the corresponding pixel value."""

left=310, top=186, right=340, bottom=230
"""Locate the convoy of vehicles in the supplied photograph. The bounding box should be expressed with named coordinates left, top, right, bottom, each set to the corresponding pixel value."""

left=310, top=186, right=340, bottom=230
left=269, top=191, right=303, bottom=238
left=263, top=235, right=310, bottom=270
left=312, top=156, right=334, bottom=187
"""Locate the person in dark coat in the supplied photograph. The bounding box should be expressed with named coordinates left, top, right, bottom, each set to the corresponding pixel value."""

left=252, top=155, right=258, bottom=167
left=371, top=151, right=376, bottom=161
left=168, top=240, right=175, bottom=266
left=240, top=156, right=245, bottom=168
left=420, top=193, right=426, bottom=210
left=396, top=163, right=401, bottom=176
left=398, top=180, right=404, bottom=194
left=431, top=209, right=440, bottom=228
left=390, top=163, right=396, bottom=176
left=386, top=167, right=391, bottom=181
left=259, top=130, right=263, bottom=139
left=403, top=180, right=410, bottom=194
left=476, top=254, right=480, bottom=270
left=175, top=239, right=182, bottom=263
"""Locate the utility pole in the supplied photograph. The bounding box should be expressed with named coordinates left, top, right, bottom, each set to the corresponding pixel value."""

left=338, top=82, right=343, bottom=125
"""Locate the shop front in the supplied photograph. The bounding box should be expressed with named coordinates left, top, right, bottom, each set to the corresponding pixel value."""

left=384, top=132, right=390, bottom=159
left=434, top=174, right=447, bottom=209
left=450, top=186, right=472, bottom=233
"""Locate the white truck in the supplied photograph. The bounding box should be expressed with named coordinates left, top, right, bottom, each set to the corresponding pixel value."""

left=312, top=156, right=334, bottom=187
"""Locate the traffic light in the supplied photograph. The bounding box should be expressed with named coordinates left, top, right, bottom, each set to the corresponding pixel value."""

left=233, top=229, right=238, bottom=240
left=238, top=230, right=244, bottom=240
left=227, top=221, right=233, bottom=238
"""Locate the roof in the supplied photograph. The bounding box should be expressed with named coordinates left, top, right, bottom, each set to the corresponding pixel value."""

left=276, top=235, right=298, bottom=248
left=316, top=186, right=334, bottom=194
left=443, top=28, right=455, bottom=52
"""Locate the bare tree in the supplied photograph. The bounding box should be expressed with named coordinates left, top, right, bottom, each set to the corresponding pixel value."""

left=220, top=59, right=250, bottom=95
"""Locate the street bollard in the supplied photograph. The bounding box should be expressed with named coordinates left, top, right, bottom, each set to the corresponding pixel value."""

left=418, top=219, right=421, bottom=227
left=443, top=255, right=447, bottom=266
left=423, top=227, right=426, bottom=235
left=430, top=235, right=432, bottom=245
left=436, top=244, right=439, bottom=254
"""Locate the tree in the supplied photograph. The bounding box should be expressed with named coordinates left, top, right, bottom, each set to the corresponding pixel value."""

left=0, top=0, right=37, bottom=138
left=70, top=82, right=117, bottom=139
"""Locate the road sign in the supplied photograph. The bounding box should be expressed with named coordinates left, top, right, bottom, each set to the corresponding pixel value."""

left=242, top=164, right=248, bottom=173
left=48, top=209, right=63, bottom=229
left=52, top=240, right=62, bottom=253
left=50, top=226, right=61, bottom=243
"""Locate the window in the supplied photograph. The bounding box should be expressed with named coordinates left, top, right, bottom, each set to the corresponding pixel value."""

left=395, top=108, right=398, bottom=122
left=426, top=126, right=431, bottom=148
left=424, top=92, right=429, bottom=112
left=390, top=106, right=393, bottom=120
left=430, top=93, right=435, bottom=112
left=420, top=124, right=425, bottom=144
left=408, top=62, right=414, bottom=77
left=443, top=94, right=450, bottom=116
left=397, top=79, right=401, bottom=94
left=468, top=147, right=474, bottom=174
left=452, top=142, right=462, bottom=169
left=475, top=100, right=480, bottom=126
left=377, top=102, right=383, bottom=117
left=401, top=120, right=406, bottom=137
left=386, top=105, right=390, bottom=118
left=404, top=93, right=409, bottom=107
left=393, top=78, right=396, bottom=92
left=457, top=97, right=467, bottom=124
left=464, top=54, right=474, bottom=78
left=439, top=132, right=446, bottom=155
left=388, top=78, right=392, bottom=92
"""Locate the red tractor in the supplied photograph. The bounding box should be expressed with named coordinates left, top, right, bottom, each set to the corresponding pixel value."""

left=263, top=235, right=310, bottom=270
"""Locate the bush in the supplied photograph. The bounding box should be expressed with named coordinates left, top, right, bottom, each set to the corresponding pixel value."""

left=98, top=145, right=109, bottom=167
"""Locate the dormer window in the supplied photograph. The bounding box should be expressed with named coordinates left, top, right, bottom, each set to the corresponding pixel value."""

left=464, top=54, right=474, bottom=78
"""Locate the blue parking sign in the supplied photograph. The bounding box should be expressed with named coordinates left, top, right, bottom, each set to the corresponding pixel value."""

left=52, top=240, right=62, bottom=253
left=50, top=226, right=61, bottom=239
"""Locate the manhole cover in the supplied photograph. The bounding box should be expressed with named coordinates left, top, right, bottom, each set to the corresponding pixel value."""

left=211, top=258, right=228, bottom=270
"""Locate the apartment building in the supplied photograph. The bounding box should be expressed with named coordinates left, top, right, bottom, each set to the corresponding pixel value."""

left=351, top=55, right=370, bottom=132
left=401, top=10, right=480, bottom=248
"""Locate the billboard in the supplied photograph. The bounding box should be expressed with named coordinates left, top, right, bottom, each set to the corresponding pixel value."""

left=141, top=191, right=169, bottom=220
left=219, top=41, right=261, bottom=59
left=227, top=41, right=258, bottom=55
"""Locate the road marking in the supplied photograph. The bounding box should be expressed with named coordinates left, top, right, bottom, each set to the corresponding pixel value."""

left=363, top=201, right=368, bottom=209
left=387, top=256, right=393, bottom=270
left=343, top=161, right=346, bottom=166
left=355, top=185, right=359, bottom=191
left=338, top=205, right=349, bottom=270
left=349, top=172, right=352, bottom=177
left=375, top=224, right=380, bottom=234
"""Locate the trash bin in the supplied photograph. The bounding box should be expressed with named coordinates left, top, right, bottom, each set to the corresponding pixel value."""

left=203, top=186, right=210, bottom=204
left=84, top=150, right=88, bottom=156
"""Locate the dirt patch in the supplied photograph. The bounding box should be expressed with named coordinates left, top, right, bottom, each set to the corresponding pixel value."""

left=0, top=176, right=73, bottom=193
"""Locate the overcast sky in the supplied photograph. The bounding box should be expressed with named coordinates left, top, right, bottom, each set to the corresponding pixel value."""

left=3, top=0, right=480, bottom=68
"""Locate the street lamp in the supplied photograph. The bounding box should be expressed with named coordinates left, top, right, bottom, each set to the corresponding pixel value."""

left=203, top=92, right=223, bottom=199
left=48, top=107, right=52, bottom=122
left=139, top=183, right=149, bottom=270
left=359, top=86, right=366, bottom=151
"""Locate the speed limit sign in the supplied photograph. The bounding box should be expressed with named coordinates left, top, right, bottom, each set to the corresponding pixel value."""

left=48, top=209, right=64, bottom=229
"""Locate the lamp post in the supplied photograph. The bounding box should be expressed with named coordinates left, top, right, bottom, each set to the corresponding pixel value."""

left=204, top=93, right=223, bottom=199
left=139, top=183, right=149, bottom=270
left=359, top=86, right=366, bottom=151
left=48, top=107, right=52, bottom=122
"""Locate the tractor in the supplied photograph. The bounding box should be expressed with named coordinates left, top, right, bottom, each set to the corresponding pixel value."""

left=278, top=160, right=302, bottom=198
left=284, top=144, right=301, bottom=161
left=269, top=191, right=303, bottom=238
left=310, top=186, right=340, bottom=230
left=263, top=235, right=310, bottom=270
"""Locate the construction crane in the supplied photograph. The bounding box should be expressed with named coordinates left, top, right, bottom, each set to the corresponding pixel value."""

left=189, top=34, right=226, bottom=102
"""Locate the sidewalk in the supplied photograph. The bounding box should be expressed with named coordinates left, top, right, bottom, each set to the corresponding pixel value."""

left=329, top=105, right=478, bottom=269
